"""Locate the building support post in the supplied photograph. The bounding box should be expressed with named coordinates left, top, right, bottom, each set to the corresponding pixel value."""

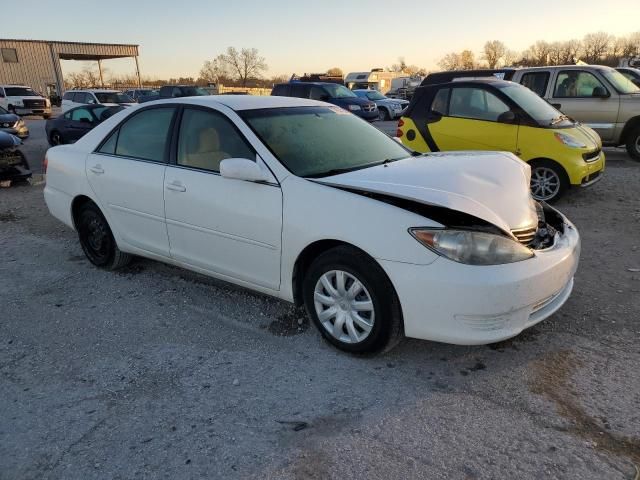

left=97, top=59, right=104, bottom=88
left=134, top=56, right=142, bottom=88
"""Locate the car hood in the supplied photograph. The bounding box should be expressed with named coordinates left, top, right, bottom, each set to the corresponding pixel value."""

left=0, top=131, right=21, bottom=149
left=0, top=113, right=20, bottom=125
left=315, top=151, right=538, bottom=233
left=333, top=97, right=373, bottom=106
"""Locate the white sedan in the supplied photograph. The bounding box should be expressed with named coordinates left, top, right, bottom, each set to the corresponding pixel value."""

left=43, top=96, right=580, bottom=354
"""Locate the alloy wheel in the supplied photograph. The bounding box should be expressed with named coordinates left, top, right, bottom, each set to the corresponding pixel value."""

left=51, top=132, right=62, bottom=145
left=313, top=270, right=375, bottom=344
left=530, top=167, right=561, bottom=201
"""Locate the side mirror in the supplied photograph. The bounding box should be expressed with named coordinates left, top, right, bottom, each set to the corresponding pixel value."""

left=592, top=86, right=609, bottom=98
left=80, top=117, right=93, bottom=124
left=220, top=158, right=271, bottom=183
left=497, top=110, right=517, bottom=124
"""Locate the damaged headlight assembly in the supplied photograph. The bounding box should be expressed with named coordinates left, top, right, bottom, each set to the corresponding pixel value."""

left=409, top=228, right=534, bottom=265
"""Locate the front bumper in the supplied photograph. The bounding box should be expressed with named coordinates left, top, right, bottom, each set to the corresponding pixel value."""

left=14, top=106, right=51, bottom=116
left=0, top=126, right=29, bottom=139
left=567, top=150, right=605, bottom=186
left=379, top=211, right=580, bottom=345
left=355, top=109, right=380, bottom=121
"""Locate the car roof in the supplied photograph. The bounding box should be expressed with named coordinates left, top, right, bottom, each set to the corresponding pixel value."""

left=150, top=95, right=328, bottom=111
left=73, top=89, right=120, bottom=93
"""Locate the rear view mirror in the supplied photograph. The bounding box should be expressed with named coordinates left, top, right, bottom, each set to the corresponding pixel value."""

left=497, top=110, right=517, bottom=124
left=592, top=86, right=609, bottom=98
left=220, top=158, right=271, bottom=183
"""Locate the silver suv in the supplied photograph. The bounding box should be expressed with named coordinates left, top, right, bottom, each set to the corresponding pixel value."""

left=509, top=65, right=640, bottom=159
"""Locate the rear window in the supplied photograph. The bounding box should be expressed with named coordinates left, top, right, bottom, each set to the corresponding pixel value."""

left=519, top=72, right=549, bottom=97
left=63, top=92, right=74, bottom=100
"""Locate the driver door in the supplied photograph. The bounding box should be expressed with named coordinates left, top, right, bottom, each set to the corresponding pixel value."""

left=427, top=86, right=519, bottom=154
left=163, top=106, right=283, bottom=290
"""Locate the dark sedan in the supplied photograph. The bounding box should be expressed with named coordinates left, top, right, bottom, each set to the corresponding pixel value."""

left=0, top=131, right=30, bottom=183
left=45, top=104, right=123, bottom=146
left=0, top=106, right=29, bottom=139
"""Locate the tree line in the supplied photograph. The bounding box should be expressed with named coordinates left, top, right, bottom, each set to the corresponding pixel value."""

left=438, top=31, right=640, bottom=70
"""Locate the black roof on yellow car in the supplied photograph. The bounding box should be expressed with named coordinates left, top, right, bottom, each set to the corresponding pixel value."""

left=421, top=69, right=517, bottom=86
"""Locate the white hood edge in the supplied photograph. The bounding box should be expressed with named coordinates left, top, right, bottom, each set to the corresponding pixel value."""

left=315, top=151, right=539, bottom=234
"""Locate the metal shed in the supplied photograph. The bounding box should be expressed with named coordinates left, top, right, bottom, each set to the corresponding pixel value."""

left=0, top=39, right=140, bottom=97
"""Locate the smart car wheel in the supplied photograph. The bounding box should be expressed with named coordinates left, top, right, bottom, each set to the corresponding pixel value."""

left=529, top=160, right=568, bottom=202
left=303, top=246, right=402, bottom=354
left=626, top=126, right=640, bottom=161
left=49, top=130, right=64, bottom=146
left=77, top=202, right=131, bottom=270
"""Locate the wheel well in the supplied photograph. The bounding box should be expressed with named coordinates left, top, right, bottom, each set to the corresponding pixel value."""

left=621, top=116, right=640, bottom=144
left=292, top=240, right=370, bottom=306
left=527, top=158, right=570, bottom=186
left=70, top=195, right=95, bottom=229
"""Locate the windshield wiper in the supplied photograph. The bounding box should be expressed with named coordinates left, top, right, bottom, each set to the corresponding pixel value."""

left=550, top=115, right=569, bottom=125
left=304, top=165, right=371, bottom=178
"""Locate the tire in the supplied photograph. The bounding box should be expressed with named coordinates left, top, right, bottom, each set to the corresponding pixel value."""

left=625, top=125, right=640, bottom=161
left=302, top=245, right=403, bottom=354
left=49, top=130, right=64, bottom=146
left=378, top=108, right=390, bottom=121
left=529, top=159, right=569, bottom=203
left=42, top=113, right=51, bottom=120
left=77, top=202, right=131, bottom=270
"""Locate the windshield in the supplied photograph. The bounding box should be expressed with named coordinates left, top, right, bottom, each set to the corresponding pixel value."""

left=499, top=84, right=572, bottom=127
left=241, top=106, right=410, bottom=177
left=600, top=69, right=640, bottom=94
left=5, top=87, right=39, bottom=97
left=366, top=91, right=386, bottom=101
left=95, top=92, right=133, bottom=103
left=322, top=84, right=357, bottom=98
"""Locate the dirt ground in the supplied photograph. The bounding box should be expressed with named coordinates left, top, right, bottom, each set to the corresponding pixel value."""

left=1, top=120, right=639, bottom=479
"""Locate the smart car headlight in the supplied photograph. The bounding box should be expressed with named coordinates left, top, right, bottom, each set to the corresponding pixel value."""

left=409, top=228, right=534, bottom=265
left=554, top=132, right=587, bottom=148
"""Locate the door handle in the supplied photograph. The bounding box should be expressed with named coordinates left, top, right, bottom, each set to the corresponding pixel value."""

left=89, top=165, right=104, bottom=174
left=165, top=181, right=186, bottom=192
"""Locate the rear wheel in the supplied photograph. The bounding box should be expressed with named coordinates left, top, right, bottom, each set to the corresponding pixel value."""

left=302, top=246, right=403, bottom=354
left=77, top=202, right=131, bottom=270
left=529, top=160, right=569, bottom=202
left=625, top=125, right=640, bottom=161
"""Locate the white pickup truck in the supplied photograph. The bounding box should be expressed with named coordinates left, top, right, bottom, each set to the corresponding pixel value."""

left=0, top=85, right=52, bottom=119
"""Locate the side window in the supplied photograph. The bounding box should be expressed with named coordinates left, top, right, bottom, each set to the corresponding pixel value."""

left=309, top=86, right=327, bottom=100
left=63, top=111, right=72, bottom=120
left=520, top=72, right=549, bottom=97
left=70, top=108, right=93, bottom=122
left=98, top=130, right=118, bottom=155
left=177, top=108, right=255, bottom=172
left=0, top=87, right=4, bottom=98
left=62, top=92, right=74, bottom=100
left=449, top=87, right=510, bottom=122
left=554, top=71, right=606, bottom=98
left=73, top=92, right=87, bottom=103
left=86, top=93, right=97, bottom=104
left=430, top=88, right=450, bottom=116
left=114, top=107, right=176, bottom=161
left=272, top=84, right=290, bottom=96
left=290, top=84, right=309, bottom=98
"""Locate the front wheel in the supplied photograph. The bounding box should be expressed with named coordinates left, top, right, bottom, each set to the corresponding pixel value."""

left=529, top=160, right=569, bottom=202
left=378, top=108, right=389, bottom=121
left=77, top=202, right=131, bottom=270
left=626, top=125, right=640, bottom=161
left=302, top=246, right=403, bottom=354
left=49, top=130, right=64, bottom=146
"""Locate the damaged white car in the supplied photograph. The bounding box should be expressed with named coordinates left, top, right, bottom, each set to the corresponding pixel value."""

left=44, top=96, right=580, bottom=354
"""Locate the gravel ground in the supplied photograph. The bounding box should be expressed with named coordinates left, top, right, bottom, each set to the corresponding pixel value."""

left=1, top=118, right=639, bottom=479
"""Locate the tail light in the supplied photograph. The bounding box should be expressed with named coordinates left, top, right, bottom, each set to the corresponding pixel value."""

left=396, top=118, right=404, bottom=138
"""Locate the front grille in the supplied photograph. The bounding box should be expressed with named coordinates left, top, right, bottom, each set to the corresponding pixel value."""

left=363, top=103, right=376, bottom=112
left=582, top=148, right=601, bottom=162
left=23, top=99, right=46, bottom=109
left=511, top=226, right=537, bottom=245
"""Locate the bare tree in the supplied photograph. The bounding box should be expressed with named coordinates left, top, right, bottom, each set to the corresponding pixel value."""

left=270, top=74, right=289, bottom=85
left=459, top=50, right=477, bottom=70
left=438, top=52, right=462, bottom=70
left=199, top=58, right=230, bottom=84
left=390, top=56, right=408, bottom=72
left=503, top=50, right=521, bottom=67
left=582, top=32, right=612, bottom=63
left=326, top=67, right=343, bottom=77
left=219, top=47, right=268, bottom=87
left=482, top=40, right=506, bottom=68
left=559, top=39, right=582, bottom=64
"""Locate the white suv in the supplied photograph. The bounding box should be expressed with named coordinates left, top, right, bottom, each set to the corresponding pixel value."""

left=0, top=85, right=52, bottom=119
left=61, top=89, right=134, bottom=113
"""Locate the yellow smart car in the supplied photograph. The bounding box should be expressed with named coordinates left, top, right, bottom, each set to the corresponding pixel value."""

left=397, top=77, right=605, bottom=201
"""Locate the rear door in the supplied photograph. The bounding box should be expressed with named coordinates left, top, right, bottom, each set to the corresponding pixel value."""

left=66, top=107, right=95, bottom=141
left=163, top=106, right=283, bottom=290
left=86, top=106, right=177, bottom=257
left=426, top=85, right=519, bottom=153
left=550, top=69, right=619, bottom=141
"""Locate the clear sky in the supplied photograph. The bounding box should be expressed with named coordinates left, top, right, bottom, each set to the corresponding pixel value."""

left=5, top=0, right=639, bottom=79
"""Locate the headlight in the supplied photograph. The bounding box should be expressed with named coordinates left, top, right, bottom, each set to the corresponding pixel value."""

left=410, top=228, right=534, bottom=265
left=346, top=105, right=362, bottom=111
left=554, top=132, right=586, bottom=148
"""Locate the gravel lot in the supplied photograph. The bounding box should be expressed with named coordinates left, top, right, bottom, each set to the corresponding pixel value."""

left=1, top=117, right=639, bottom=479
